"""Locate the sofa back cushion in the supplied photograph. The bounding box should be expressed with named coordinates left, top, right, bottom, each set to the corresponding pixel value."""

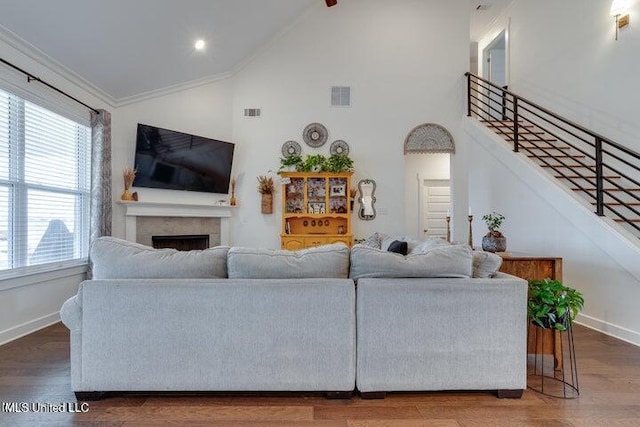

left=91, top=237, right=229, bottom=279
left=228, top=243, right=350, bottom=279
left=350, top=244, right=472, bottom=280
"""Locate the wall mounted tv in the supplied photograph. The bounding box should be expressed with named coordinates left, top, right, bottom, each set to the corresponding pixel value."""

left=133, top=123, right=235, bottom=194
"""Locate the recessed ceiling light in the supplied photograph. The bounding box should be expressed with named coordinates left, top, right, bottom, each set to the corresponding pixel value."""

left=194, top=39, right=205, bottom=50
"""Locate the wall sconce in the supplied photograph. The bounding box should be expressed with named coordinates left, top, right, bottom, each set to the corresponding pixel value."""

left=611, top=0, right=631, bottom=40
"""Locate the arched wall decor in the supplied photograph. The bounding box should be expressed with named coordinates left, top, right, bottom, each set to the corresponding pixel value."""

left=404, top=123, right=455, bottom=154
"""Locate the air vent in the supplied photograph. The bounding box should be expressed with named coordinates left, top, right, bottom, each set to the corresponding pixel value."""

left=331, top=86, right=351, bottom=107
left=244, top=108, right=261, bottom=117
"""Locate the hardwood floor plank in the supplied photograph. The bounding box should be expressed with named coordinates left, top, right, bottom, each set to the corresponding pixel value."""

left=314, top=405, right=423, bottom=420
left=347, top=420, right=460, bottom=427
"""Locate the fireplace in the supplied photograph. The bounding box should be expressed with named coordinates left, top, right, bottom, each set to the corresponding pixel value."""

left=119, top=201, right=232, bottom=246
left=152, top=234, right=210, bottom=251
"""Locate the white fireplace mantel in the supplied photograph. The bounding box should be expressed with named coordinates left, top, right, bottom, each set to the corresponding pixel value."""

left=118, top=201, right=233, bottom=246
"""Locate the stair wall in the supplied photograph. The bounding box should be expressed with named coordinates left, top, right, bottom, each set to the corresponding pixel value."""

left=463, top=116, right=640, bottom=346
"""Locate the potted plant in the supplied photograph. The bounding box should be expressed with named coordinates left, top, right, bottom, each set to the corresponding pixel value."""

left=481, top=211, right=506, bottom=252
left=257, top=175, right=276, bottom=214
left=279, top=155, right=303, bottom=172
left=528, top=278, right=584, bottom=331
left=302, top=154, right=327, bottom=172
left=326, top=154, right=354, bottom=173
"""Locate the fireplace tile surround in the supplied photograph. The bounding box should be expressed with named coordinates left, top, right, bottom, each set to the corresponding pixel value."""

left=118, top=201, right=232, bottom=247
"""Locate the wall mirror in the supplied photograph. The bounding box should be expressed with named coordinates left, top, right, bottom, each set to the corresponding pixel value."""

left=358, top=179, right=376, bottom=220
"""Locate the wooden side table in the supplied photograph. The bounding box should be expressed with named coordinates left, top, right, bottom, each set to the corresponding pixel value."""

left=498, top=253, right=563, bottom=370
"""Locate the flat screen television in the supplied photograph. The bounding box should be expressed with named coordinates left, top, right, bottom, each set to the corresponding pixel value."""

left=133, top=123, right=235, bottom=194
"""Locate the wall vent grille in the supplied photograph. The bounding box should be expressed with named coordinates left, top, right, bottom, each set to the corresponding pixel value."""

left=331, top=86, right=351, bottom=107
left=244, top=108, right=261, bottom=117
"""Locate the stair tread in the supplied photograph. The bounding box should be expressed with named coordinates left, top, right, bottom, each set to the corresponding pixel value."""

left=540, top=164, right=595, bottom=168
left=556, top=175, right=620, bottom=179
left=520, top=145, right=570, bottom=150
left=529, top=154, right=586, bottom=158
left=591, top=202, right=640, bottom=206
left=571, top=188, right=640, bottom=192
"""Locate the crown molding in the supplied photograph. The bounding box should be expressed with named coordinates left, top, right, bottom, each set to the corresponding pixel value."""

left=0, top=25, right=117, bottom=108
left=114, top=71, right=234, bottom=107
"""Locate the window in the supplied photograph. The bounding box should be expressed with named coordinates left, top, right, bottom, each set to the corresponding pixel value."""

left=0, top=88, right=90, bottom=272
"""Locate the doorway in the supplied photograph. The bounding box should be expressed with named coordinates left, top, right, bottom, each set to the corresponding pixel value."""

left=482, top=29, right=507, bottom=120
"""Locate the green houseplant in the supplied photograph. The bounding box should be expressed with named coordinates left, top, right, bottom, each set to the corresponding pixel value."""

left=301, top=154, right=327, bottom=172
left=481, top=211, right=506, bottom=252
left=528, top=278, right=584, bottom=331
left=326, top=154, right=354, bottom=173
left=279, top=154, right=303, bottom=172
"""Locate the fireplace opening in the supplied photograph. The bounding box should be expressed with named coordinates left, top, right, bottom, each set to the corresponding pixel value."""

left=152, top=234, right=209, bottom=251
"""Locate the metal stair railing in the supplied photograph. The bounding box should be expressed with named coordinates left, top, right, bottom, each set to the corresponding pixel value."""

left=465, top=72, right=640, bottom=234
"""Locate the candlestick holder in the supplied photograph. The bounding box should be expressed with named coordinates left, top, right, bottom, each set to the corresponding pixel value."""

left=467, top=215, right=473, bottom=248
left=446, top=216, right=451, bottom=242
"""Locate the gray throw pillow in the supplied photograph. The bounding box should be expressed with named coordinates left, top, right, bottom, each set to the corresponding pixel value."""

left=472, top=251, right=503, bottom=278
left=227, top=243, right=350, bottom=279
left=91, top=236, right=229, bottom=279
left=350, top=244, right=472, bottom=280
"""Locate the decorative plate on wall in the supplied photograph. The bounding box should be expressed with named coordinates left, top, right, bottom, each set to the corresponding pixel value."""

left=281, top=140, right=302, bottom=157
left=303, top=123, right=328, bottom=148
left=330, top=140, right=350, bottom=155
left=404, top=123, right=455, bottom=154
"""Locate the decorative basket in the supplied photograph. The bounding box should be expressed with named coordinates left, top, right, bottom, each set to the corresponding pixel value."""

left=261, top=194, right=273, bottom=214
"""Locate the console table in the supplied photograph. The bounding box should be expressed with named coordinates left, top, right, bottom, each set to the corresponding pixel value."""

left=498, top=253, right=563, bottom=369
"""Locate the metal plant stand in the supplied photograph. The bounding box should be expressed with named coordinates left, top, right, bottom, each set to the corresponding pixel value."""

left=527, top=318, right=579, bottom=399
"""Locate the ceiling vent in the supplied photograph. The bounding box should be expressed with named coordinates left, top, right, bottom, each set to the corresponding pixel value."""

left=331, top=86, right=351, bottom=107
left=244, top=108, right=261, bottom=117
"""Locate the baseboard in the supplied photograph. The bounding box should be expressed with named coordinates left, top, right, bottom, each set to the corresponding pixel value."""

left=0, top=312, right=61, bottom=346
left=576, top=313, right=640, bottom=348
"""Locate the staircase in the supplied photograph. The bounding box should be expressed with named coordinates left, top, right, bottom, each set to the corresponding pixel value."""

left=466, top=73, right=640, bottom=237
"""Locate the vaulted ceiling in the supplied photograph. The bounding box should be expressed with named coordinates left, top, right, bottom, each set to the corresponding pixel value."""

left=0, top=0, right=510, bottom=103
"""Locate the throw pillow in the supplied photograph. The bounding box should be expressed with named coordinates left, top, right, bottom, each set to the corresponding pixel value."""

left=387, top=240, right=408, bottom=255
left=472, top=251, right=503, bottom=278
left=350, top=244, right=472, bottom=280
left=411, top=237, right=451, bottom=254
left=361, top=232, right=389, bottom=249
left=227, top=243, right=350, bottom=279
left=90, top=236, right=229, bottom=279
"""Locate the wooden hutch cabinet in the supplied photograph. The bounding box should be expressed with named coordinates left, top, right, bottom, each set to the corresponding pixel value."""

left=280, top=172, right=353, bottom=250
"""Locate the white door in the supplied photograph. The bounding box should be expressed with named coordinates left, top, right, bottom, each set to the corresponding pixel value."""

left=422, top=180, right=450, bottom=240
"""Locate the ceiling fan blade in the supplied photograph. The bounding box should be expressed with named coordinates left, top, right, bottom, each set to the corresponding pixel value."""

left=326, top=0, right=337, bottom=7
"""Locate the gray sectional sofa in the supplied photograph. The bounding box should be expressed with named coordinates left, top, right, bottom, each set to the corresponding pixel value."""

left=60, top=236, right=527, bottom=401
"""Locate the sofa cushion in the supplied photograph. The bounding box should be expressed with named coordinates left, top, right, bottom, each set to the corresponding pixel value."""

left=227, top=243, right=350, bottom=279
left=472, top=251, right=503, bottom=278
left=350, top=244, right=473, bottom=280
left=91, top=237, right=229, bottom=279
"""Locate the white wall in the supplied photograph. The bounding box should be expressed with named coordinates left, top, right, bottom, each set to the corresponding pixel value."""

left=111, top=78, right=234, bottom=239
left=464, top=117, right=640, bottom=346
left=479, top=0, right=640, bottom=150
left=0, top=31, right=111, bottom=343
left=231, top=0, right=469, bottom=248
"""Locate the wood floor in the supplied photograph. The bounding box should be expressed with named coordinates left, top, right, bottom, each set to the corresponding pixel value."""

left=1, top=323, right=640, bottom=426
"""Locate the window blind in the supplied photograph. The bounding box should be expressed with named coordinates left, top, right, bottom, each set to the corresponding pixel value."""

left=0, top=88, right=91, bottom=272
